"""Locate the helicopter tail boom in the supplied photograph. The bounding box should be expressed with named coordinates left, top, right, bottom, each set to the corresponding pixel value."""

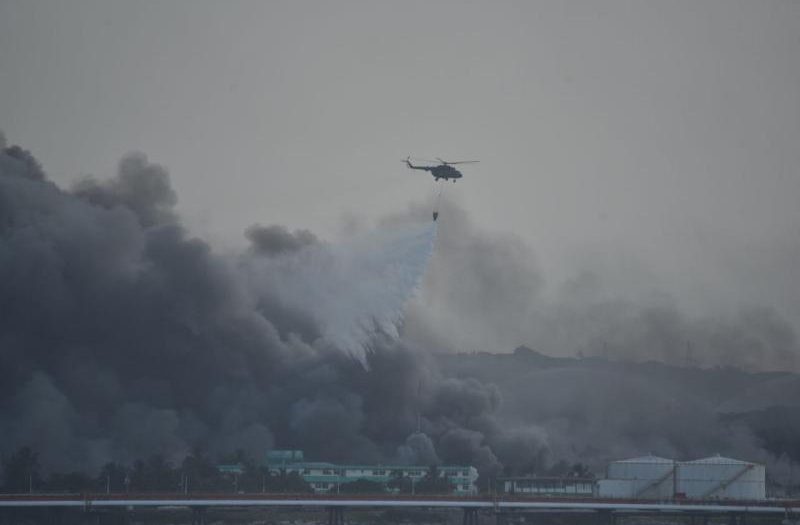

left=403, top=156, right=431, bottom=171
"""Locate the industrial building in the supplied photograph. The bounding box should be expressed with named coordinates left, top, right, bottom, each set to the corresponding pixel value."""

left=264, top=450, right=479, bottom=495
left=499, top=477, right=595, bottom=497
left=597, top=454, right=765, bottom=501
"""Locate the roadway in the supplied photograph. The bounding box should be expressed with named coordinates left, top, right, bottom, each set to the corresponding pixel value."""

left=0, top=494, right=799, bottom=514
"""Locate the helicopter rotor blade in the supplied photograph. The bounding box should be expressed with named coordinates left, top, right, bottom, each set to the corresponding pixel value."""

left=441, top=160, right=479, bottom=165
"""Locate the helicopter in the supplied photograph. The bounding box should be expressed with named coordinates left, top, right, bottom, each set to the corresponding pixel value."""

left=403, top=156, right=479, bottom=182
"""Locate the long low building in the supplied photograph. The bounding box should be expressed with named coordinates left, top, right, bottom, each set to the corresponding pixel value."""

left=597, top=455, right=765, bottom=501
left=500, top=477, right=595, bottom=497
left=265, top=450, right=479, bottom=495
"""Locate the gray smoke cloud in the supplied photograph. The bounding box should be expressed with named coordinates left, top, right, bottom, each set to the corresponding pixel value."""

left=0, top=138, right=797, bottom=487
left=435, top=348, right=800, bottom=481
left=390, top=198, right=800, bottom=477
left=403, top=199, right=800, bottom=373
left=245, top=224, right=318, bottom=257
left=1, top=144, right=292, bottom=472
left=72, top=153, right=178, bottom=228
left=0, top=139, right=533, bottom=481
left=397, top=432, right=440, bottom=466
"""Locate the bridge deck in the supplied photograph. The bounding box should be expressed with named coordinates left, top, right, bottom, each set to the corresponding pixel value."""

left=0, top=494, right=798, bottom=513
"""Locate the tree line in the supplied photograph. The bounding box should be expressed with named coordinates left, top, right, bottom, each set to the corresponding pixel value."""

left=0, top=446, right=310, bottom=494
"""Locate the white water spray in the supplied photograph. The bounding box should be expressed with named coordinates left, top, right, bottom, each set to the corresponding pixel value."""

left=249, top=221, right=437, bottom=361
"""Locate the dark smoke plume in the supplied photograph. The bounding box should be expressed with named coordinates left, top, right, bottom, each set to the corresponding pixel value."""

left=245, top=224, right=318, bottom=257
left=1, top=138, right=798, bottom=488
left=0, top=140, right=541, bottom=482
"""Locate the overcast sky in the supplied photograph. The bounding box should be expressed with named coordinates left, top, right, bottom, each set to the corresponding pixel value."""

left=1, top=0, right=799, bottom=323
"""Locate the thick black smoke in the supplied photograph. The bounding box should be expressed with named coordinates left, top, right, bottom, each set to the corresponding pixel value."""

left=1, top=145, right=286, bottom=471
left=1, top=139, right=797, bottom=488
left=0, top=141, right=547, bottom=482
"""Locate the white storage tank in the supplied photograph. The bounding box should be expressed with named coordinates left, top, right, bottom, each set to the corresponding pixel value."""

left=601, top=455, right=675, bottom=499
left=677, top=455, right=765, bottom=501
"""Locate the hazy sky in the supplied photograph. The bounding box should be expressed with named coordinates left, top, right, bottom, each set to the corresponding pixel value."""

left=1, top=0, right=799, bottom=318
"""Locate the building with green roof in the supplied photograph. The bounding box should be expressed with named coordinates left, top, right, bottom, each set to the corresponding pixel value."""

left=265, top=450, right=478, bottom=495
